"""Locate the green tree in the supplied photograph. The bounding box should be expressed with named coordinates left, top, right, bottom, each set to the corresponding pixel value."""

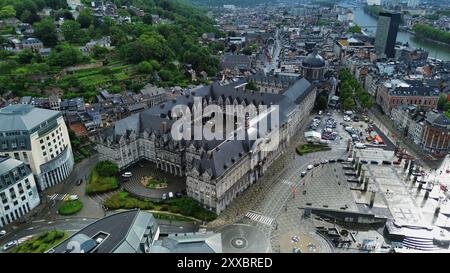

left=33, top=18, right=58, bottom=47
left=316, top=96, right=328, bottom=110
left=348, top=25, right=362, bottom=34
left=95, top=161, right=119, bottom=177
left=117, top=8, right=130, bottom=17
left=47, top=44, right=85, bottom=67
left=91, top=45, right=109, bottom=59
left=137, top=61, right=154, bottom=74
left=61, top=20, right=82, bottom=44
left=246, top=81, right=258, bottom=91
left=77, top=9, right=94, bottom=28
left=438, top=93, right=449, bottom=110
left=342, top=97, right=356, bottom=110
left=0, top=5, right=16, bottom=19
left=17, top=49, right=35, bottom=64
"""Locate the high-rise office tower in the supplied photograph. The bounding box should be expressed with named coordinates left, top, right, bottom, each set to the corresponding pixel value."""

left=374, top=11, right=401, bottom=58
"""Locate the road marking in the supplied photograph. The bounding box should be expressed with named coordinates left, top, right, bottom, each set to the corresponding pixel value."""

left=245, top=211, right=274, bottom=226
left=32, top=219, right=45, bottom=223
left=281, top=179, right=296, bottom=187
left=17, top=235, right=34, bottom=244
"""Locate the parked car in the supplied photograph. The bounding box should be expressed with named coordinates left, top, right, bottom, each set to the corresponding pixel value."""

left=301, top=171, right=307, bottom=177
left=329, top=159, right=336, bottom=163
left=162, top=193, right=167, bottom=200
left=3, top=240, right=17, bottom=251
left=314, top=162, right=320, bottom=167
left=175, top=192, right=182, bottom=198
left=76, top=179, right=83, bottom=186
left=382, top=160, right=392, bottom=165
left=307, top=165, right=313, bottom=170
left=0, top=230, right=6, bottom=237
left=370, top=160, right=379, bottom=165
left=360, top=160, right=368, bottom=164
left=122, top=172, right=132, bottom=178
left=168, top=192, right=174, bottom=198
left=355, top=143, right=366, bottom=149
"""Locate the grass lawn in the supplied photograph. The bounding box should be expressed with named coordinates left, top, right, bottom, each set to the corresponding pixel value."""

left=142, top=176, right=168, bottom=189
left=58, top=200, right=83, bottom=215
left=152, top=212, right=201, bottom=223
left=104, top=191, right=217, bottom=222
left=296, top=143, right=331, bottom=155
left=86, top=168, right=119, bottom=195
left=11, top=230, right=68, bottom=253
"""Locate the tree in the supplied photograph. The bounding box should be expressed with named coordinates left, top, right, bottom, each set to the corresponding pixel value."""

left=246, top=81, right=259, bottom=91
left=348, top=25, right=362, bottom=34
left=438, top=93, right=449, bottom=110
left=47, top=44, right=85, bottom=67
left=33, top=18, right=58, bottom=47
left=95, top=161, right=118, bottom=177
left=117, top=8, right=130, bottom=17
left=342, top=97, right=356, bottom=110
left=137, top=61, right=154, bottom=74
left=77, top=9, right=94, bottom=28
left=61, top=20, right=82, bottom=44
left=445, top=102, right=450, bottom=112
left=0, top=5, right=16, bottom=19
left=92, top=45, right=109, bottom=59
left=17, top=49, right=35, bottom=64
left=242, top=46, right=253, bottom=55
left=317, top=96, right=328, bottom=110
left=142, top=13, right=153, bottom=25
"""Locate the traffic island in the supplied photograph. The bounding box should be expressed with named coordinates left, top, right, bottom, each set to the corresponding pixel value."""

left=58, top=200, right=83, bottom=215
left=296, top=143, right=331, bottom=155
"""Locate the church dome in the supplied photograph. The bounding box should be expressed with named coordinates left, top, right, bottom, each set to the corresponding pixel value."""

left=302, top=50, right=325, bottom=68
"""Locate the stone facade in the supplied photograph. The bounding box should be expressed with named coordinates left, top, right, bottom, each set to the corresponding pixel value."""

left=97, top=79, right=316, bottom=214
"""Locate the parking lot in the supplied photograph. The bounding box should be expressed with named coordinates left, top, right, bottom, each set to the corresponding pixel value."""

left=312, top=110, right=396, bottom=152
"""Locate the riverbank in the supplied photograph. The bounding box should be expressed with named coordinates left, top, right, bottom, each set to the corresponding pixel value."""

left=354, top=6, right=450, bottom=61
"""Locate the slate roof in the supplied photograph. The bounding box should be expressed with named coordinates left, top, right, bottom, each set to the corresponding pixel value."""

left=0, top=104, right=60, bottom=132
left=52, top=210, right=158, bottom=253
left=103, top=79, right=314, bottom=179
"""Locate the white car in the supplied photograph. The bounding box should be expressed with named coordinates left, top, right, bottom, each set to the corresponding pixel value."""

left=168, top=192, right=174, bottom=198
left=2, top=240, right=17, bottom=251
left=122, top=172, right=132, bottom=178
left=0, top=230, right=6, bottom=237
left=355, top=143, right=366, bottom=149
left=307, top=165, right=313, bottom=170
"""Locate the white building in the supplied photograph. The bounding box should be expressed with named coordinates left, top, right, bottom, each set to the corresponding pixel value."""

left=0, top=156, right=40, bottom=227
left=367, top=0, right=381, bottom=5
left=0, top=105, right=74, bottom=190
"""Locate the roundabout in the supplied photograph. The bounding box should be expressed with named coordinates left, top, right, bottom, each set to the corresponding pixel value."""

left=217, top=224, right=271, bottom=253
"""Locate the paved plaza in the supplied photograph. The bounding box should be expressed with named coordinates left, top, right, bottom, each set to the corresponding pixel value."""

left=121, top=160, right=185, bottom=200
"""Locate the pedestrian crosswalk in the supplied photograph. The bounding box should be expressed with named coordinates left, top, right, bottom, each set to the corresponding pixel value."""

left=245, top=211, right=274, bottom=226
left=47, top=193, right=68, bottom=201
left=281, top=179, right=296, bottom=187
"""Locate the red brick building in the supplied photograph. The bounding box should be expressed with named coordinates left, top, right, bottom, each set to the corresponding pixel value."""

left=376, top=79, right=440, bottom=114
left=420, top=111, right=450, bottom=155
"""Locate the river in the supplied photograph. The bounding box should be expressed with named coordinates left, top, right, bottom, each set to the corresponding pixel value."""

left=351, top=6, right=450, bottom=61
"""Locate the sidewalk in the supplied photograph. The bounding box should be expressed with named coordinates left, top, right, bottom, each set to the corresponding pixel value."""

left=368, top=106, right=443, bottom=169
